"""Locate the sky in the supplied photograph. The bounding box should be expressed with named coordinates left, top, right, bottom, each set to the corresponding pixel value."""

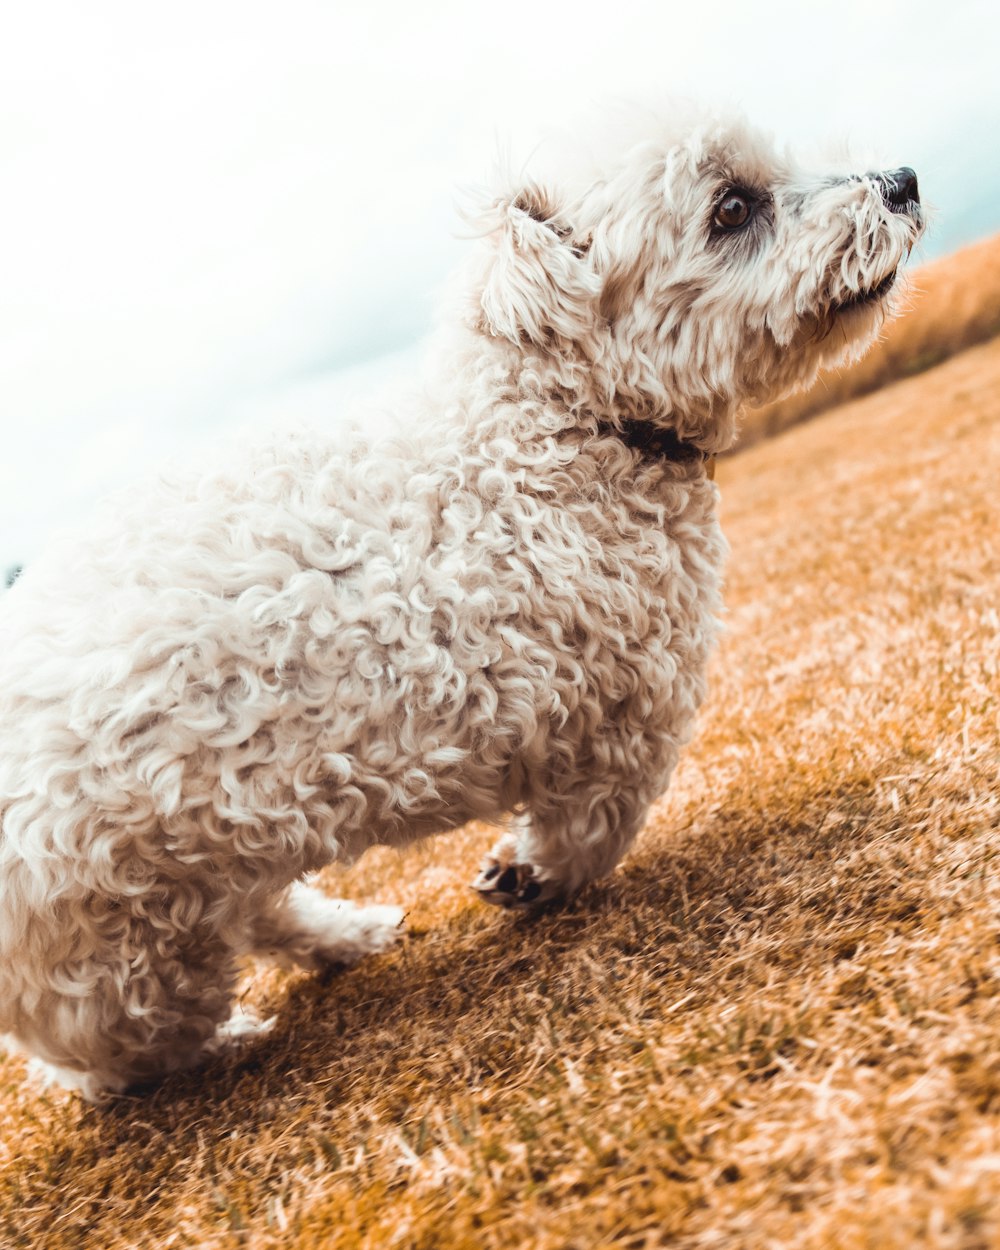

left=2, top=0, right=998, bottom=572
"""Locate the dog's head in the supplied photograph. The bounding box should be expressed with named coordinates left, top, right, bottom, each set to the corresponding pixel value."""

left=471, top=111, right=925, bottom=451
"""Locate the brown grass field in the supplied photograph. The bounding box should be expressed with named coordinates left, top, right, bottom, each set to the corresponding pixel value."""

left=2, top=321, right=1000, bottom=1247
left=742, top=231, right=1000, bottom=447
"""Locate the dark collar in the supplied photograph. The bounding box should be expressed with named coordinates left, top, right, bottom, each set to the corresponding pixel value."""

left=598, top=418, right=716, bottom=476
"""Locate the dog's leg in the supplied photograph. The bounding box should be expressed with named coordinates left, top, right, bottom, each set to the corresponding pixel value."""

left=471, top=781, right=655, bottom=908
left=26, top=1001, right=273, bottom=1100
left=12, top=931, right=247, bottom=1100
left=249, top=882, right=404, bottom=971
left=15, top=886, right=402, bottom=1099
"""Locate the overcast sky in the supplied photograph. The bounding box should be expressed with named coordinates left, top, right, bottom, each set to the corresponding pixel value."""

left=2, top=0, right=998, bottom=571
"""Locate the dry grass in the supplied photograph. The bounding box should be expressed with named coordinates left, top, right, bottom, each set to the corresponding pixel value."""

left=742, top=230, right=1000, bottom=447
left=3, top=336, right=1000, bottom=1249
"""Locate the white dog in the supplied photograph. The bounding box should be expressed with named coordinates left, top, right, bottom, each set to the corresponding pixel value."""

left=0, top=110, right=924, bottom=1098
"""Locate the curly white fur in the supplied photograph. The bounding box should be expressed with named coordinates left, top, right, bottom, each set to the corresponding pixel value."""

left=0, top=108, right=924, bottom=1098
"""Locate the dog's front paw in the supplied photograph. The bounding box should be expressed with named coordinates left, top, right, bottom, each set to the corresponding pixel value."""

left=471, top=855, right=561, bottom=909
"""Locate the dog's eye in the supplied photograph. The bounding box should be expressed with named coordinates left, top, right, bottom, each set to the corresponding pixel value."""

left=714, top=192, right=753, bottom=230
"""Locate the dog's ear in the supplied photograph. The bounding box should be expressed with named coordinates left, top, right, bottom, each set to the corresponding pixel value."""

left=479, top=186, right=599, bottom=346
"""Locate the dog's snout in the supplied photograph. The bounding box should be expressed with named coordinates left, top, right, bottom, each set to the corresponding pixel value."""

left=876, top=166, right=920, bottom=212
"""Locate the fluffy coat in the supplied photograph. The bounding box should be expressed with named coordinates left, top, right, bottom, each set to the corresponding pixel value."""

left=0, top=110, right=924, bottom=1097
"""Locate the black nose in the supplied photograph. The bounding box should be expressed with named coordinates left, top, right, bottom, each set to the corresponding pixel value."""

left=877, top=167, right=920, bottom=212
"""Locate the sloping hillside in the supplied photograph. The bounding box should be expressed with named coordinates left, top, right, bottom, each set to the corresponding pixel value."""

left=743, top=230, right=1000, bottom=446
left=1, top=338, right=999, bottom=1249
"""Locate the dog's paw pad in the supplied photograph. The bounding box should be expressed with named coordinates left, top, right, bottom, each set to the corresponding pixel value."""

left=495, top=866, right=518, bottom=893
left=471, top=858, right=557, bottom=909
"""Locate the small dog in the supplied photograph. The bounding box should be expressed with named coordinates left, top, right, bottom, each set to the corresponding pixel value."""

left=0, top=109, right=924, bottom=1098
